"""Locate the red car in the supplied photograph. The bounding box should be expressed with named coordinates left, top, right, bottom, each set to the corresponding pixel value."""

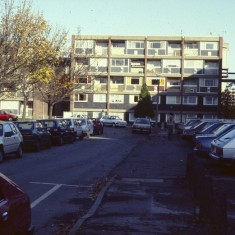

left=92, top=118, right=104, bottom=135
left=0, top=172, right=34, bottom=235
left=0, top=110, right=18, bottom=121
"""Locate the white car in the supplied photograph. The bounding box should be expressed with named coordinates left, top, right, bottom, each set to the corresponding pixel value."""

left=77, top=118, right=94, bottom=136
left=0, top=121, right=24, bottom=163
left=209, top=127, right=235, bottom=167
left=100, top=115, right=127, bottom=127
left=60, top=118, right=85, bottom=140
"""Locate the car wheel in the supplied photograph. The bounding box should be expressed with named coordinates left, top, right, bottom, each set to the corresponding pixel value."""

left=8, top=117, right=13, bottom=121
left=58, top=136, right=64, bottom=146
left=16, top=145, right=23, bottom=158
left=47, top=139, right=52, bottom=149
left=0, top=150, right=5, bottom=163
left=112, top=123, right=116, bottom=127
left=35, top=142, right=41, bottom=152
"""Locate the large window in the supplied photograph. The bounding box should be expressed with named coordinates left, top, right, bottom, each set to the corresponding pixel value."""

left=93, top=94, right=106, bottom=102
left=166, top=96, right=181, bottom=104
left=127, top=41, right=145, bottom=49
left=183, top=96, right=197, bottom=105
left=203, top=96, right=218, bottom=105
left=199, top=78, right=218, bottom=87
left=112, top=59, right=128, bottom=66
left=111, top=77, right=124, bottom=84
left=110, top=94, right=124, bottom=103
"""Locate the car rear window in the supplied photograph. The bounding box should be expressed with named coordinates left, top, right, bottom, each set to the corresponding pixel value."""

left=16, top=123, right=33, bottom=130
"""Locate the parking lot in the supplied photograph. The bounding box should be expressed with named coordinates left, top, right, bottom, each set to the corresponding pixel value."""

left=1, top=124, right=235, bottom=234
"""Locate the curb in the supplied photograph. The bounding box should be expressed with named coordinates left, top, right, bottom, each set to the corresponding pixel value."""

left=68, top=176, right=116, bottom=235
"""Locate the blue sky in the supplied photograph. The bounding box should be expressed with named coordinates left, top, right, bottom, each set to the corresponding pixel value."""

left=31, top=0, right=235, bottom=72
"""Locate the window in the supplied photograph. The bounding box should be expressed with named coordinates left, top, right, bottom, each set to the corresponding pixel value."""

left=167, top=79, right=181, bottom=86
left=127, top=41, right=145, bottom=49
left=112, top=42, right=125, bottom=48
left=111, top=77, right=124, bottom=84
left=110, top=95, right=124, bottom=103
left=74, top=94, right=87, bottom=102
left=166, top=96, right=181, bottom=104
left=95, top=77, right=107, bottom=84
left=152, top=79, right=160, bottom=85
left=183, top=96, right=197, bottom=105
left=148, top=41, right=166, bottom=49
left=10, top=123, right=18, bottom=134
left=93, top=94, right=106, bottom=102
left=206, top=43, right=214, bottom=50
left=129, top=95, right=139, bottom=103
left=203, top=96, right=218, bottom=105
left=112, top=59, right=128, bottom=66
left=168, top=43, right=181, bottom=49
left=199, top=78, right=218, bottom=87
left=152, top=95, right=161, bottom=104
left=185, top=43, right=198, bottom=49
left=4, top=123, right=11, bottom=132
left=79, top=77, right=88, bottom=84
left=184, top=79, right=197, bottom=86
left=131, top=78, right=139, bottom=85
left=75, top=40, right=94, bottom=48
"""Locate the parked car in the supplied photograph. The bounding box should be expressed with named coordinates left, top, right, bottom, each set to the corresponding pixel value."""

left=0, top=172, right=34, bottom=235
left=14, top=120, right=52, bottom=151
left=181, top=120, right=219, bottom=141
left=0, top=121, right=24, bottom=163
left=192, top=121, right=226, bottom=143
left=194, top=123, right=235, bottom=157
left=76, top=118, right=94, bottom=136
left=57, top=118, right=85, bottom=140
left=0, top=110, right=18, bottom=121
left=176, top=119, right=201, bottom=134
left=209, top=127, right=235, bottom=168
left=91, top=118, right=104, bottom=135
left=38, top=119, right=75, bottom=145
left=100, top=115, right=127, bottom=127
left=132, top=118, right=152, bottom=134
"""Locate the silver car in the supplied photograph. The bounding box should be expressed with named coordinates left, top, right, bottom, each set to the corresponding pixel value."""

left=100, top=115, right=127, bottom=127
left=132, top=118, right=152, bottom=134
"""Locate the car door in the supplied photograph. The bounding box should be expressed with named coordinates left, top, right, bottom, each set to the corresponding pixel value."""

left=3, top=124, right=15, bottom=154
left=9, top=123, right=21, bottom=152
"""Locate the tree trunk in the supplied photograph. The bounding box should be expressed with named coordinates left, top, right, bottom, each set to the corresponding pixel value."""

left=22, top=98, right=28, bottom=120
left=48, top=103, right=53, bottom=119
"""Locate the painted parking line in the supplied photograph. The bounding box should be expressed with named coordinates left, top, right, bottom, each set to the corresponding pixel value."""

left=30, top=181, right=93, bottom=209
left=31, top=184, right=62, bottom=209
left=30, top=181, right=93, bottom=188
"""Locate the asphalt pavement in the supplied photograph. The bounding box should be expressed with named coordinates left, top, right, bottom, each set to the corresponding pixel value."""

left=68, top=128, right=217, bottom=235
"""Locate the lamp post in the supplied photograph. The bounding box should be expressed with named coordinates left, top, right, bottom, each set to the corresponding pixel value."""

left=154, top=79, right=160, bottom=125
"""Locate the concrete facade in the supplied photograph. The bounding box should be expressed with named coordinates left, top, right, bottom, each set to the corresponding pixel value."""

left=70, top=35, right=228, bottom=124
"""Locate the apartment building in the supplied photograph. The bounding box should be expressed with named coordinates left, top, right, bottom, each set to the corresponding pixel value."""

left=70, top=35, right=229, bottom=124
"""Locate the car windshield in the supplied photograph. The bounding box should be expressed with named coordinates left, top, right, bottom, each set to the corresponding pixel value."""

left=0, top=124, right=3, bottom=136
left=212, top=123, right=233, bottom=135
left=217, top=127, right=235, bottom=143
left=136, top=119, right=149, bottom=124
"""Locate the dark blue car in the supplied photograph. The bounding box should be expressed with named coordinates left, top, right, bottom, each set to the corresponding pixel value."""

left=194, top=123, right=235, bottom=157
